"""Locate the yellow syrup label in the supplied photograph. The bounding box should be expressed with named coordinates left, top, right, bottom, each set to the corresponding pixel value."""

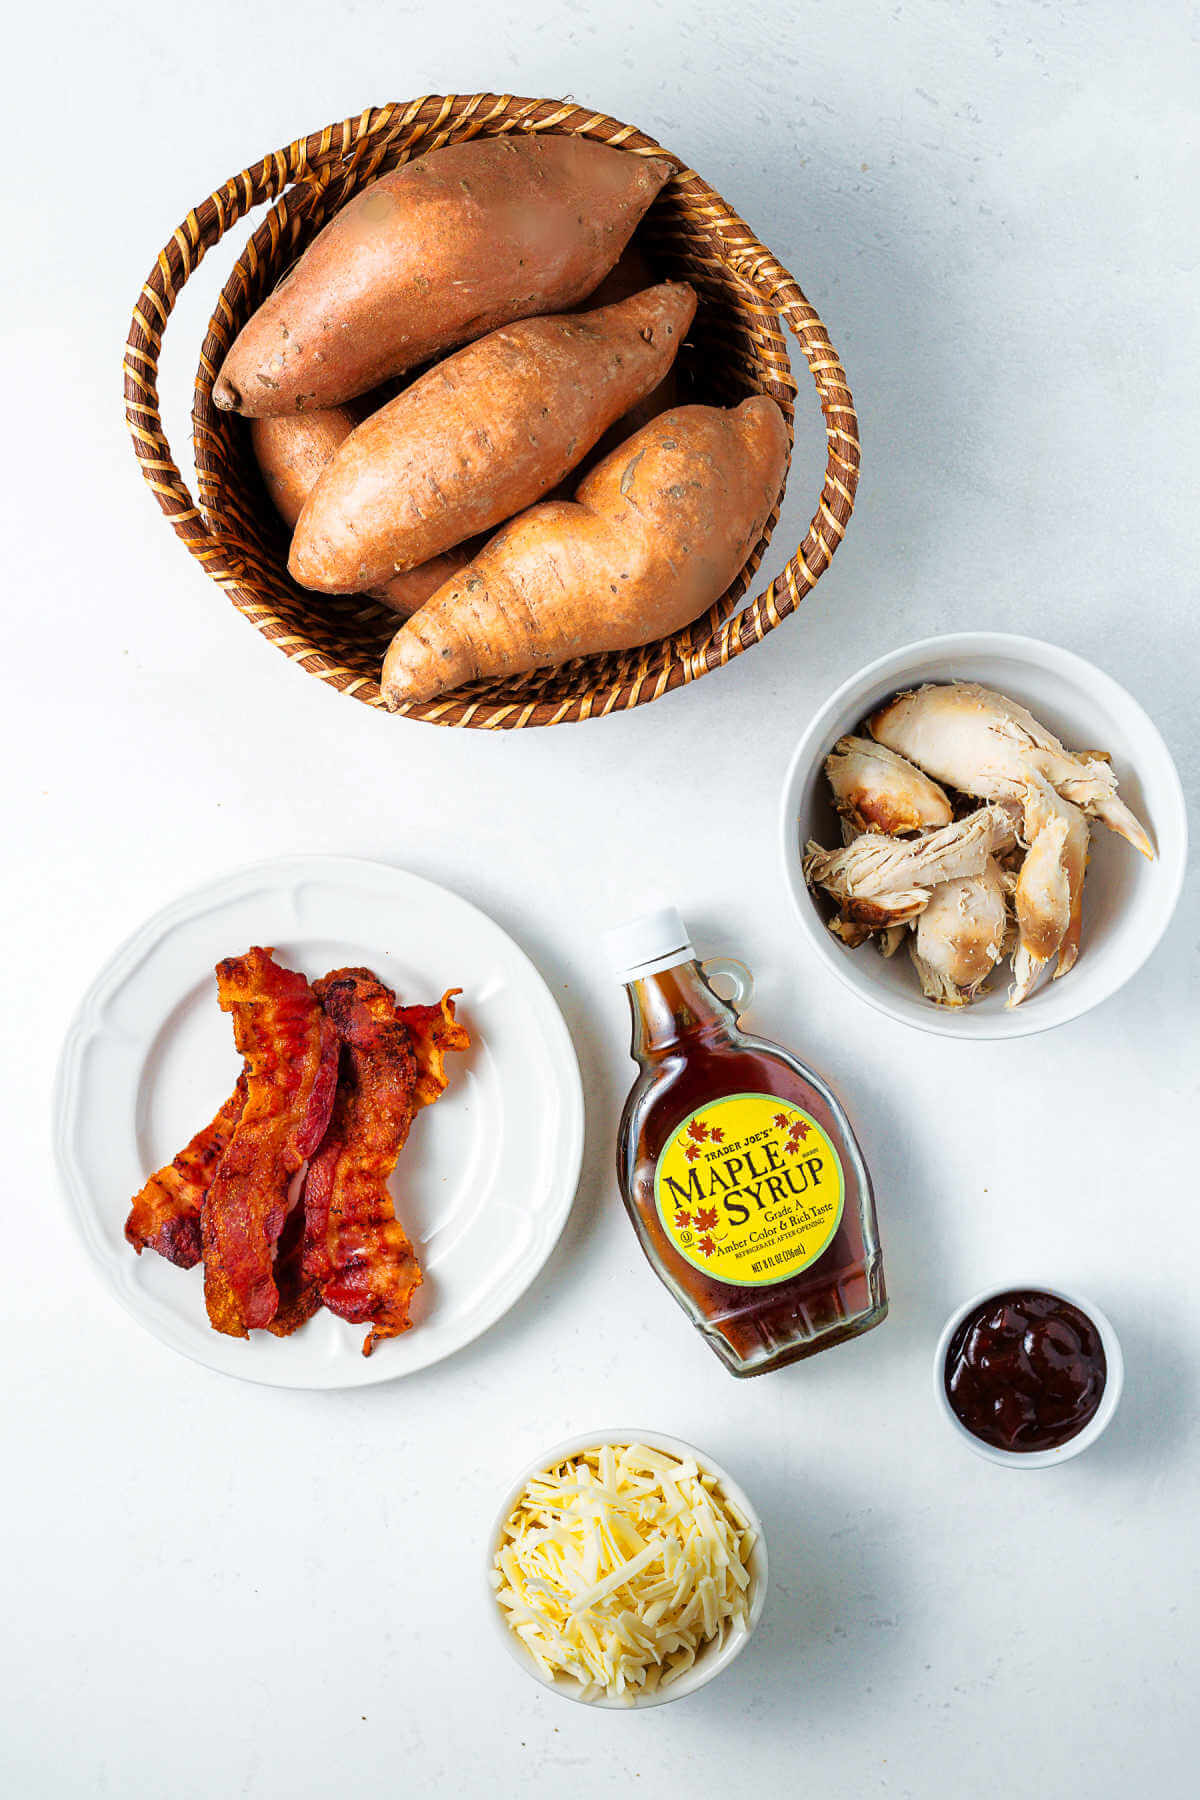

left=654, top=1093, right=845, bottom=1288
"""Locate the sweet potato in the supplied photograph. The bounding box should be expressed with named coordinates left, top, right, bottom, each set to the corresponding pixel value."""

left=565, top=246, right=688, bottom=481
left=380, top=397, right=788, bottom=707
left=369, top=552, right=479, bottom=621
left=250, top=406, right=365, bottom=529
left=213, top=136, right=672, bottom=417
left=289, top=282, right=697, bottom=594
left=249, top=409, right=474, bottom=618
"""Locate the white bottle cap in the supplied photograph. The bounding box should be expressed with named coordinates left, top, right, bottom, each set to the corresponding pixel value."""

left=602, top=905, right=695, bottom=984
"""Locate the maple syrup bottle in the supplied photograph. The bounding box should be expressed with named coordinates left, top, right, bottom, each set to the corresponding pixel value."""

left=606, top=906, right=886, bottom=1377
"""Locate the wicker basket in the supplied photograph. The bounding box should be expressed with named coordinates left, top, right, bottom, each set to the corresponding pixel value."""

left=124, top=95, right=860, bottom=729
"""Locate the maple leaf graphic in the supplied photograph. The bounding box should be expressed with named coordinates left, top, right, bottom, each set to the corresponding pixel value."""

left=789, top=1119, right=811, bottom=1142
left=709, top=1127, right=725, bottom=1144
left=687, top=1118, right=710, bottom=1143
left=784, top=1137, right=803, bottom=1156
left=684, top=1143, right=701, bottom=1163
left=694, top=1207, right=719, bottom=1232
left=697, top=1234, right=717, bottom=1258
left=773, top=1112, right=790, bottom=1131
left=674, top=1209, right=692, bottom=1229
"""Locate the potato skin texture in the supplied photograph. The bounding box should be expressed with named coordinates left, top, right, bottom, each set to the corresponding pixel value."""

left=248, top=407, right=472, bottom=618
left=369, top=551, right=477, bottom=620
left=214, top=137, right=672, bottom=417
left=381, top=397, right=789, bottom=705
left=250, top=407, right=363, bottom=528
left=289, top=282, right=696, bottom=593
left=549, top=245, right=687, bottom=491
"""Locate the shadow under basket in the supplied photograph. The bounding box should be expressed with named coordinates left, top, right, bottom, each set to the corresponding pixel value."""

left=124, top=94, right=860, bottom=729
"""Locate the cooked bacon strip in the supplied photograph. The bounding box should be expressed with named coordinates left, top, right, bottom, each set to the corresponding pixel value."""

left=201, top=948, right=339, bottom=1338
left=265, top=1196, right=322, bottom=1338
left=299, top=970, right=429, bottom=1355
left=124, top=1073, right=248, bottom=1268
left=281, top=982, right=471, bottom=1346
left=302, top=969, right=421, bottom=1355
left=399, top=990, right=471, bottom=1110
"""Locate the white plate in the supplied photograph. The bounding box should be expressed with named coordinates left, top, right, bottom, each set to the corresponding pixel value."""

left=53, top=856, right=584, bottom=1387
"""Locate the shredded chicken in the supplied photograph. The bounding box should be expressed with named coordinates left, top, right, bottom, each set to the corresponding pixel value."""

left=824, top=736, right=953, bottom=836
left=1008, top=774, right=1090, bottom=1006
left=821, top=740, right=951, bottom=943
left=868, top=682, right=1153, bottom=859
left=805, top=677, right=1152, bottom=1009
left=909, top=857, right=1009, bottom=1005
left=804, top=804, right=1016, bottom=924
left=828, top=914, right=873, bottom=948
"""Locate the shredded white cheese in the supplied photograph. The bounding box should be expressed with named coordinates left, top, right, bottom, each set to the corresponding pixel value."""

left=491, top=1443, right=757, bottom=1702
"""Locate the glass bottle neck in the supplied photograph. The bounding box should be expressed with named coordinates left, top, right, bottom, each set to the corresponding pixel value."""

left=627, top=958, right=740, bottom=1061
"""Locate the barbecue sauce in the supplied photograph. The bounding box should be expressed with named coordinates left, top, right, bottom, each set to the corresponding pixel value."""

left=609, top=910, right=886, bottom=1376
left=944, top=1289, right=1107, bottom=1452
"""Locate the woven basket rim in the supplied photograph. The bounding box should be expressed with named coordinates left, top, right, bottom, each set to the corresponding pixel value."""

left=124, top=94, right=860, bottom=728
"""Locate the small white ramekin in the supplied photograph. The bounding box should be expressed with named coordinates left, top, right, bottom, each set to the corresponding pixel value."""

left=779, top=632, right=1187, bottom=1039
left=485, top=1428, right=769, bottom=1709
left=934, top=1283, right=1125, bottom=1468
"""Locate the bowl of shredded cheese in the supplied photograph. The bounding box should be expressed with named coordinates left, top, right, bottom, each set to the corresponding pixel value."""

left=487, top=1430, right=768, bottom=1707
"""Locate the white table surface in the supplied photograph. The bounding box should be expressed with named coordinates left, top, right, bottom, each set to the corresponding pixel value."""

left=3, top=2, right=1197, bottom=1794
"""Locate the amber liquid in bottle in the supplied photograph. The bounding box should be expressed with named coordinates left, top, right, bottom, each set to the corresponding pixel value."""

left=616, top=956, right=886, bottom=1376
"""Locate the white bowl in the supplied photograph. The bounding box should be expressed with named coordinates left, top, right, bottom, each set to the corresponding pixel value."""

left=485, top=1428, right=768, bottom=1709
left=778, top=632, right=1187, bottom=1038
left=933, top=1282, right=1124, bottom=1468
